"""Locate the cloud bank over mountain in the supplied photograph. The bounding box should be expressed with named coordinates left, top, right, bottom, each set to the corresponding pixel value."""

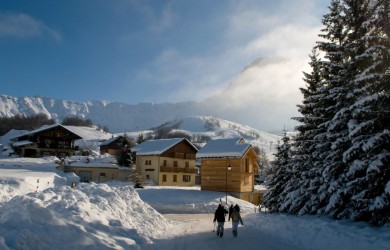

left=0, top=56, right=306, bottom=133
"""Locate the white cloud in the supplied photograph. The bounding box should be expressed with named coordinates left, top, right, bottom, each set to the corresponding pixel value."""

left=128, top=0, right=325, bottom=130
left=0, top=13, right=62, bottom=41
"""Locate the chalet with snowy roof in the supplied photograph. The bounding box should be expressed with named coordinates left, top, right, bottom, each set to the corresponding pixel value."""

left=100, top=135, right=128, bottom=156
left=133, top=138, right=198, bottom=186
left=10, top=124, right=111, bottom=158
left=63, top=155, right=131, bottom=183
left=196, top=137, right=261, bottom=205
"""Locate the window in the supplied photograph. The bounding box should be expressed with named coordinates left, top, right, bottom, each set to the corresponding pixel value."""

left=162, top=174, right=167, bottom=182
left=100, top=173, right=106, bottom=177
left=173, top=175, right=177, bottom=182
left=163, top=160, right=167, bottom=166
left=185, top=162, right=189, bottom=168
left=173, top=161, right=178, bottom=168
left=146, top=175, right=150, bottom=179
left=245, top=158, right=250, bottom=172
left=145, top=160, right=151, bottom=165
left=183, top=175, right=191, bottom=182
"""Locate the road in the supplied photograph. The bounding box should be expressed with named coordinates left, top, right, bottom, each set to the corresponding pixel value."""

left=147, top=213, right=293, bottom=250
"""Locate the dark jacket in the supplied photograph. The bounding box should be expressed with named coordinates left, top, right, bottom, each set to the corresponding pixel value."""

left=231, top=209, right=243, bottom=225
left=213, top=205, right=228, bottom=222
left=228, top=205, right=234, bottom=221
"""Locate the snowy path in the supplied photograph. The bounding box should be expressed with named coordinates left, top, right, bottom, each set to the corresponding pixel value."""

left=148, top=213, right=294, bottom=250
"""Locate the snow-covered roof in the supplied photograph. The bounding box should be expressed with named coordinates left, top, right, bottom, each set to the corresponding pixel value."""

left=196, top=137, right=251, bottom=158
left=10, top=124, right=113, bottom=141
left=12, top=140, right=35, bottom=147
left=133, top=138, right=197, bottom=156
left=65, top=125, right=112, bottom=140
left=99, top=136, right=122, bottom=146
left=0, top=129, right=29, bottom=145
left=67, top=156, right=119, bottom=169
left=10, top=124, right=61, bottom=140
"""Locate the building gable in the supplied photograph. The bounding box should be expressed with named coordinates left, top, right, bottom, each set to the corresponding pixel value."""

left=196, top=137, right=251, bottom=159
left=134, top=138, right=198, bottom=156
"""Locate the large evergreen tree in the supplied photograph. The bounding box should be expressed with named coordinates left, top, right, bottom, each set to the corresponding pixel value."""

left=263, top=0, right=390, bottom=226
left=314, top=0, right=354, bottom=218
left=287, top=49, right=327, bottom=215
left=341, top=0, right=390, bottom=226
left=262, top=131, right=293, bottom=211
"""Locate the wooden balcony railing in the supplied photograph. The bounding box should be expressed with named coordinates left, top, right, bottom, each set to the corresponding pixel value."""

left=160, top=166, right=196, bottom=173
left=173, top=153, right=196, bottom=159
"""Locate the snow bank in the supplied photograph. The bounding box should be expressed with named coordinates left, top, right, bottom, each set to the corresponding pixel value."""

left=0, top=183, right=172, bottom=249
left=249, top=213, right=390, bottom=250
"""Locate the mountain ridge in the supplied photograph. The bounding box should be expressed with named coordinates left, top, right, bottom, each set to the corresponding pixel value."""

left=1, top=56, right=302, bottom=132
left=0, top=94, right=210, bottom=132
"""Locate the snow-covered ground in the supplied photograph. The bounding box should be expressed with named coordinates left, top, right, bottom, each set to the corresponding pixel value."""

left=0, top=157, right=389, bottom=250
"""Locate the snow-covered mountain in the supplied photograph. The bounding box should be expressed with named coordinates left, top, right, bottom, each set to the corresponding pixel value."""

left=122, top=116, right=280, bottom=161
left=0, top=56, right=302, bottom=133
left=0, top=94, right=209, bottom=132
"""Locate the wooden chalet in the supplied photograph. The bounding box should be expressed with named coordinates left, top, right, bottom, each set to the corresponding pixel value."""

left=100, top=136, right=127, bottom=156
left=10, top=124, right=111, bottom=158
left=133, top=138, right=198, bottom=186
left=10, top=124, right=82, bottom=158
left=197, top=138, right=262, bottom=205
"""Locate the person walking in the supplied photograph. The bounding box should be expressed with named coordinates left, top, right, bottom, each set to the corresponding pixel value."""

left=228, top=205, right=234, bottom=221
left=231, top=204, right=243, bottom=237
left=213, top=204, right=228, bottom=237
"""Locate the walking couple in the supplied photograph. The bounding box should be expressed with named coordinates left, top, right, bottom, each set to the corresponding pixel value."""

left=213, top=204, right=243, bottom=238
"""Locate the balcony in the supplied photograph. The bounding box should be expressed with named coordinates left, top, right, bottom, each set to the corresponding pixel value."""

left=173, top=152, right=196, bottom=159
left=160, top=166, right=196, bottom=173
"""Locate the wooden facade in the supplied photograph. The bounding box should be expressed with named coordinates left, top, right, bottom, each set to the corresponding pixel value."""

left=100, top=136, right=125, bottom=156
left=198, top=138, right=261, bottom=205
left=70, top=166, right=119, bottom=182
left=134, top=138, right=198, bottom=186
left=200, top=149, right=259, bottom=193
left=11, top=125, right=81, bottom=158
left=65, top=165, right=131, bottom=183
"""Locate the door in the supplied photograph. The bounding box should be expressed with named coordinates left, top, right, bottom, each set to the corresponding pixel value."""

left=79, top=171, right=92, bottom=182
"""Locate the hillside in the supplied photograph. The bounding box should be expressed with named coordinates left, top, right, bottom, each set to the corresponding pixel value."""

left=121, top=116, right=280, bottom=161
left=0, top=116, right=280, bottom=161
left=0, top=94, right=208, bottom=133
left=0, top=56, right=302, bottom=133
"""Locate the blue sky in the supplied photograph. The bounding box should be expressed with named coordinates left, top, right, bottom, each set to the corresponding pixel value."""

left=0, top=0, right=328, bottom=127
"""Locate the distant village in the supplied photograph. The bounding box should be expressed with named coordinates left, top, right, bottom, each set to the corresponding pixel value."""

left=0, top=121, right=266, bottom=205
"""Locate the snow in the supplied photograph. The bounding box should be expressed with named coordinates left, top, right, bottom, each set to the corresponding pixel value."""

left=10, top=124, right=113, bottom=141
left=196, top=137, right=251, bottom=158
left=1, top=156, right=389, bottom=250
left=133, top=138, right=197, bottom=156
left=65, top=155, right=119, bottom=169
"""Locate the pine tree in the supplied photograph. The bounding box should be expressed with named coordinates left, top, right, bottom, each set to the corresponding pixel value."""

left=341, top=0, right=390, bottom=226
left=263, top=130, right=293, bottom=211
left=116, top=136, right=135, bottom=167
left=263, top=0, right=390, bottom=226
left=288, top=49, right=326, bottom=215
left=307, top=0, right=352, bottom=218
